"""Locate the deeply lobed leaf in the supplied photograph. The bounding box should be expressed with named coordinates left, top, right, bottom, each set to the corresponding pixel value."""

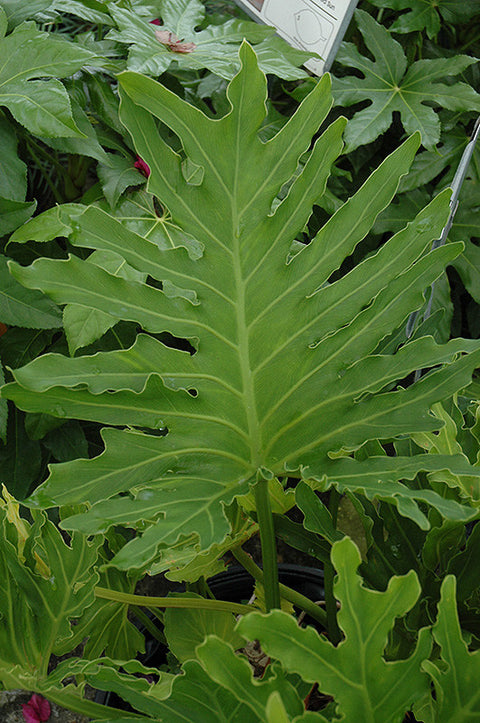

left=238, top=537, right=432, bottom=723
left=3, top=44, right=480, bottom=572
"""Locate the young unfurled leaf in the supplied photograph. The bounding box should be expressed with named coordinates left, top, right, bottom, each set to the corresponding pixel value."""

left=238, top=537, right=432, bottom=723
left=332, top=10, right=480, bottom=150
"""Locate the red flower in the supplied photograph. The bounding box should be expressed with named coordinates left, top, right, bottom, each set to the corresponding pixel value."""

left=150, top=18, right=161, bottom=25
left=22, top=694, right=51, bottom=723
left=134, top=156, right=151, bottom=178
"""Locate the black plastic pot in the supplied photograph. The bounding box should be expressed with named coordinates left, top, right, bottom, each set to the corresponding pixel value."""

left=94, top=564, right=324, bottom=710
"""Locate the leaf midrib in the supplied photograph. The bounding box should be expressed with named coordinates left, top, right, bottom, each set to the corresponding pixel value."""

left=232, top=72, right=261, bottom=469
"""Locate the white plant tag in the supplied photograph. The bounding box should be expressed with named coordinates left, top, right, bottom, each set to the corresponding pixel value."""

left=234, top=0, right=358, bottom=75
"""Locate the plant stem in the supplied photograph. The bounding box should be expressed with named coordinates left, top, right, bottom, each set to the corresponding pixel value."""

left=232, top=546, right=327, bottom=628
left=131, top=605, right=166, bottom=645
left=324, top=489, right=342, bottom=645
left=94, top=586, right=256, bottom=616
left=254, top=476, right=280, bottom=611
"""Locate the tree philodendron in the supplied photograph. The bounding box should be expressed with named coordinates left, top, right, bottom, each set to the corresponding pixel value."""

left=2, top=40, right=480, bottom=721
left=3, top=40, right=480, bottom=584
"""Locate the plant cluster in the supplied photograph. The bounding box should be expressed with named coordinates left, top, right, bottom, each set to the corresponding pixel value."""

left=1, top=1, right=480, bottom=721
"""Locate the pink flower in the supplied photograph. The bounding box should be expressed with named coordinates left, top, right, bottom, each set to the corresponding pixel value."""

left=150, top=19, right=161, bottom=25
left=22, top=694, right=51, bottom=723
left=134, top=155, right=151, bottom=178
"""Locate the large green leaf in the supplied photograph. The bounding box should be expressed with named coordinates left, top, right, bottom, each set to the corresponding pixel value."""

left=0, top=20, right=94, bottom=137
left=423, top=575, right=480, bottom=722
left=238, top=537, right=432, bottom=723
left=3, top=45, right=480, bottom=573
left=332, top=10, right=480, bottom=150
left=0, top=0, right=52, bottom=29
left=107, top=0, right=313, bottom=80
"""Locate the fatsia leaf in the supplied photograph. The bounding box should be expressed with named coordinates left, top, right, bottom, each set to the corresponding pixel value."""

left=0, top=111, right=27, bottom=201
left=423, top=575, right=480, bottom=721
left=332, top=10, right=480, bottom=150
left=0, top=21, right=94, bottom=138
left=3, top=45, right=480, bottom=573
left=369, top=0, right=480, bottom=37
left=51, top=0, right=114, bottom=26
left=107, top=2, right=312, bottom=80
left=0, top=0, right=52, bottom=29
left=97, top=152, right=146, bottom=208
left=238, top=537, right=432, bottom=723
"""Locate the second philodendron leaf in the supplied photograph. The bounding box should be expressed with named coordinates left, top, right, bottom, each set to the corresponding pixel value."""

left=239, top=537, right=431, bottom=723
left=3, top=44, right=480, bottom=572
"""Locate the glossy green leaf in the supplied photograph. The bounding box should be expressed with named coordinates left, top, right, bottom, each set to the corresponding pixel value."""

left=0, top=112, right=27, bottom=201
left=0, top=197, right=36, bottom=236
left=265, top=691, right=329, bottom=723
left=51, top=0, right=114, bottom=25
left=0, top=362, right=6, bottom=443
left=369, top=0, right=480, bottom=37
left=295, top=481, right=343, bottom=544
left=0, top=495, right=101, bottom=687
left=447, top=522, right=480, bottom=603
left=0, top=0, right=52, bottom=29
left=107, top=2, right=312, bottom=80
left=411, top=401, right=480, bottom=500
left=63, top=248, right=148, bottom=354
left=0, top=21, right=93, bottom=138
left=423, top=575, right=480, bottom=721
left=397, top=126, right=476, bottom=193
left=238, top=537, right=432, bottom=723
left=196, top=636, right=305, bottom=721
left=332, top=10, right=480, bottom=149
left=97, top=153, right=145, bottom=208
left=39, top=96, right=110, bottom=163
left=0, top=255, right=62, bottom=329
left=85, top=654, right=258, bottom=722
left=0, top=409, right=42, bottom=499
left=164, top=594, right=244, bottom=662
left=42, top=419, right=88, bottom=462
left=305, top=453, right=480, bottom=529
left=3, top=47, right=480, bottom=573
left=71, top=565, right=145, bottom=661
